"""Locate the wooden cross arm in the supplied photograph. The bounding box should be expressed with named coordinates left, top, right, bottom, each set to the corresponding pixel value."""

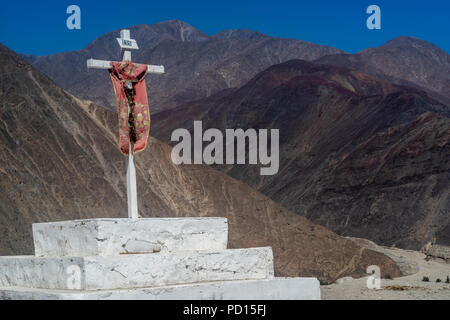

left=86, top=58, right=165, bottom=74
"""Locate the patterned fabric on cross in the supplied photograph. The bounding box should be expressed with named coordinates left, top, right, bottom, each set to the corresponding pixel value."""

left=109, top=61, right=150, bottom=155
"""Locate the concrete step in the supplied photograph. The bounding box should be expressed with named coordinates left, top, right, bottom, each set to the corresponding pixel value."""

left=0, top=247, right=273, bottom=290
left=32, top=218, right=228, bottom=257
left=0, top=278, right=320, bottom=300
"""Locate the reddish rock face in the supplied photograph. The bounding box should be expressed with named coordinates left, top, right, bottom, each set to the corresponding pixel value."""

left=153, top=59, right=450, bottom=250
left=0, top=44, right=402, bottom=282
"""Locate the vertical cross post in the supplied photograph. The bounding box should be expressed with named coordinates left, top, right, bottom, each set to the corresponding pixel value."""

left=126, top=133, right=138, bottom=219
left=86, top=30, right=165, bottom=219
left=120, top=30, right=139, bottom=219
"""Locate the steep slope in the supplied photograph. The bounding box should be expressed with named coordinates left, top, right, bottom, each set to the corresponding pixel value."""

left=152, top=59, right=450, bottom=249
left=316, top=36, right=450, bottom=105
left=0, top=44, right=402, bottom=282
left=22, top=20, right=342, bottom=112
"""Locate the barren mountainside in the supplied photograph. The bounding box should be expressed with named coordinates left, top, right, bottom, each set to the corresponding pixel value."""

left=315, top=36, right=450, bottom=105
left=0, top=44, right=402, bottom=282
left=153, top=59, right=450, bottom=249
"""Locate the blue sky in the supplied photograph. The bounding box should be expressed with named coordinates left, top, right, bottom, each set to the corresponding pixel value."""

left=0, top=0, right=448, bottom=55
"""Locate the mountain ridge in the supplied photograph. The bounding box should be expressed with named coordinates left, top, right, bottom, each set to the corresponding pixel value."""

left=22, top=22, right=449, bottom=113
left=316, top=36, right=450, bottom=105
left=20, top=20, right=344, bottom=112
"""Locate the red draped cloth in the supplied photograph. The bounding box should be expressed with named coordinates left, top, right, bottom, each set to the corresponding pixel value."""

left=109, top=61, right=150, bottom=155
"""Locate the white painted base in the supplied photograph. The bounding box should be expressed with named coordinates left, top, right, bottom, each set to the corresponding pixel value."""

left=0, top=248, right=273, bottom=290
left=1, top=217, right=321, bottom=300
left=32, top=218, right=228, bottom=257
left=0, top=278, right=320, bottom=300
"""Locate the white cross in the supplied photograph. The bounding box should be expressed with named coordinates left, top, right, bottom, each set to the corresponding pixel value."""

left=86, top=29, right=165, bottom=219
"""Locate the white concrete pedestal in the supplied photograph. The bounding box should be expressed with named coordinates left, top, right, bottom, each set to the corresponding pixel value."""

left=32, top=218, right=228, bottom=257
left=0, top=217, right=320, bottom=300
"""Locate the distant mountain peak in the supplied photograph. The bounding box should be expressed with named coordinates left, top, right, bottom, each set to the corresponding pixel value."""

left=314, top=35, right=450, bottom=105
left=155, top=19, right=198, bottom=32
left=160, top=19, right=192, bottom=26
left=380, top=36, right=446, bottom=53
left=384, top=35, right=430, bottom=45
left=213, top=28, right=269, bottom=40
left=149, top=19, right=210, bottom=42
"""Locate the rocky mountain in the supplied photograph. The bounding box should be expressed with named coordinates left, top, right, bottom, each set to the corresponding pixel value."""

left=22, top=20, right=343, bottom=112
left=315, top=36, right=450, bottom=105
left=152, top=59, right=450, bottom=250
left=0, top=44, right=403, bottom=282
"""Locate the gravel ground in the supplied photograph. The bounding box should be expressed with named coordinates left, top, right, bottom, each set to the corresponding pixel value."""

left=321, top=246, right=450, bottom=300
